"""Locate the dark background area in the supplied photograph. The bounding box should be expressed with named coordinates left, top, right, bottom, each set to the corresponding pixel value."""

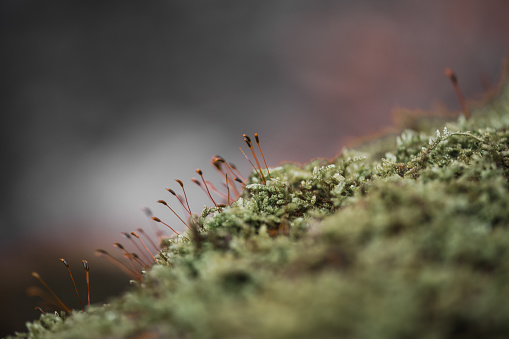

left=1, top=0, right=508, bottom=336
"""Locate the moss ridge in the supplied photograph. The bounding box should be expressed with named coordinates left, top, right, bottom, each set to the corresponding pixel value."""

left=9, top=80, right=509, bottom=339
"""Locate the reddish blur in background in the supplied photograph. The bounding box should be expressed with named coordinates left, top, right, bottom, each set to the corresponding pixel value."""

left=1, top=0, right=508, bottom=336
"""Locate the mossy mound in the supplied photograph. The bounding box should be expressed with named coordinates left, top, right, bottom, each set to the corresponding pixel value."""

left=9, top=73, right=509, bottom=338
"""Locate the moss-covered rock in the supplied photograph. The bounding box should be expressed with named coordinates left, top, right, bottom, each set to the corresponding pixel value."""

left=9, top=65, right=509, bottom=338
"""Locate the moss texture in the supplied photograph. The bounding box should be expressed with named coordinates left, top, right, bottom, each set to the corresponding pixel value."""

left=9, top=66, right=509, bottom=339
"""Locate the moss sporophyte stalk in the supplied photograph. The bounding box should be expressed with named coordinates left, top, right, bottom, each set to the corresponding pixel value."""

left=10, top=61, right=509, bottom=338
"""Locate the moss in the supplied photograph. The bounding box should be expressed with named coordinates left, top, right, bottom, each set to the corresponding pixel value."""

left=8, top=66, right=509, bottom=338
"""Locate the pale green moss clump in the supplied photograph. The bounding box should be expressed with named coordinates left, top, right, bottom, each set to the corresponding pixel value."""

left=9, top=74, right=509, bottom=338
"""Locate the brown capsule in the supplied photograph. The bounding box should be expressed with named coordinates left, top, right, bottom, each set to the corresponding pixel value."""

left=136, top=228, right=159, bottom=253
left=214, top=155, right=225, bottom=163
left=113, top=242, right=125, bottom=250
left=95, top=250, right=141, bottom=281
left=166, top=188, right=176, bottom=196
left=175, top=179, right=184, bottom=187
left=212, top=161, right=221, bottom=170
left=444, top=68, right=457, bottom=83
left=175, top=180, right=192, bottom=215
left=154, top=218, right=180, bottom=235
left=244, top=138, right=252, bottom=148
left=95, top=249, right=108, bottom=256
left=244, top=135, right=265, bottom=184
left=195, top=167, right=218, bottom=207
left=60, top=258, right=83, bottom=310
left=82, top=259, right=90, bottom=307
left=243, top=134, right=251, bottom=143
left=157, top=200, right=168, bottom=206
left=444, top=67, right=469, bottom=119
left=254, top=132, right=272, bottom=180
left=31, top=271, right=71, bottom=313
left=152, top=217, right=161, bottom=222
left=141, top=206, right=153, bottom=217
left=130, top=232, right=156, bottom=262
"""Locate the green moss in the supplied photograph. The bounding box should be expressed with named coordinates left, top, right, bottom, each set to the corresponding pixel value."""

left=9, top=70, right=509, bottom=338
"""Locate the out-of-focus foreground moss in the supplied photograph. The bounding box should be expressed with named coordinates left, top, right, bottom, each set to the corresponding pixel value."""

left=9, top=69, right=509, bottom=339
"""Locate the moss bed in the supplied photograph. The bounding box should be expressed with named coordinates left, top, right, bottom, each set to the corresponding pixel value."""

left=9, top=65, right=509, bottom=338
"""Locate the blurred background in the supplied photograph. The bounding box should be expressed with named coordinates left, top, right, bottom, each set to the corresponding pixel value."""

left=1, top=0, right=508, bottom=336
